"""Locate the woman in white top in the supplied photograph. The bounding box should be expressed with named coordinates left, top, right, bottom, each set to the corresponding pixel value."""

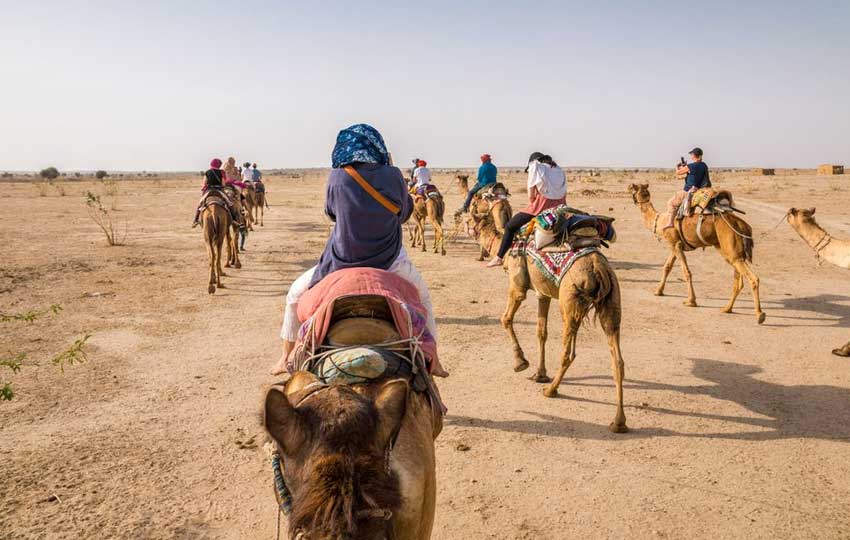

left=486, top=152, right=567, bottom=267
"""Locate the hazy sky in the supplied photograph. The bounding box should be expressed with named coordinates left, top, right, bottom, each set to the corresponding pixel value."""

left=1, top=0, right=848, bottom=171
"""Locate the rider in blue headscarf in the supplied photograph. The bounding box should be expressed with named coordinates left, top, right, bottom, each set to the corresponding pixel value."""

left=272, top=124, right=442, bottom=377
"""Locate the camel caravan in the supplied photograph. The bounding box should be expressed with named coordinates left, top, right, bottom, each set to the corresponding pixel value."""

left=193, top=157, right=269, bottom=293
left=191, top=127, right=842, bottom=538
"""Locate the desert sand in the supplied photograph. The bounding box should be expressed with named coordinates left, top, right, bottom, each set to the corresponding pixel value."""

left=2, top=168, right=849, bottom=539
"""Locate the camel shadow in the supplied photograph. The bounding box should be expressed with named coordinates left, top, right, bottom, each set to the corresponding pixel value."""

left=562, top=358, right=850, bottom=442
left=436, top=315, right=532, bottom=327
left=765, top=293, right=850, bottom=329
left=610, top=260, right=662, bottom=271
left=445, top=411, right=672, bottom=441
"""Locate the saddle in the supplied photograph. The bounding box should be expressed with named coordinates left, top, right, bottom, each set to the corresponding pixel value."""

left=520, top=205, right=616, bottom=253
left=413, top=184, right=441, bottom=201
left=200, top=189, right=228, bottom=210
left=478, top=182, right=510, bottom=201
left=679, top=188, right=738, bottom=218
left=254, top=181, right=266, bottom=193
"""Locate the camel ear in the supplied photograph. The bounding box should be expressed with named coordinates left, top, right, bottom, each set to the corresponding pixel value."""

left=374, top=379, right=409, bottom=450
left=808, top=207, right=816, bottom=215
left=627, top=183, right=636, bottom=191
left=641, top=183, right=649, bottom=189
left=789, top=207, right=797, bottom=215
left=264, top=386, right=310, bottom=456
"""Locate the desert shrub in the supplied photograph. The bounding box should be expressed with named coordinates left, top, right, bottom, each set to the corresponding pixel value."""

left=39, top=167, right=60, bottom=180
left=100, top=178, right=119, bottom=209
left=85, top=191, right=127, bottom=245
left=1, top=304, right=90, bottom=401
left=35, top=182, right=49, bottom=197
left=95, top=170, right=108, bottom=179
left=54, top=182, right=66, bottom=196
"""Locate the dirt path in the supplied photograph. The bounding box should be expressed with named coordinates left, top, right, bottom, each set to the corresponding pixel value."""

left=2, top=171, right=849, bottom=539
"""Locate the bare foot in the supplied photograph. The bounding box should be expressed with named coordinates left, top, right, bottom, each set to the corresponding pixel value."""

left=485, top=257, right=503, bottom=268
left=269, top=355, right=289, bottom=376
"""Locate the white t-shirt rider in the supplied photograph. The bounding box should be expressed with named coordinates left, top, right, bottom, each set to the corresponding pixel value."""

left=413, top=166, right=432, bottom=189
left=527, top=161, right=566, bottom=200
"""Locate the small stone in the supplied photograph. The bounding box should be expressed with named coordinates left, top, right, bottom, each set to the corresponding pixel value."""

left=455, top=443, right=471, bottom=452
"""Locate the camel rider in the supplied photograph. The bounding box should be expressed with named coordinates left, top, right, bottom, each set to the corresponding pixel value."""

left=486, top=152, right=567, bottom=267
left=409, top=158, right=420, bottom=187
left=251, top=163, right=262, bottom=183
left=664, top=147, right=711, bottom=230
left=413, top=159, right=432, bottom=196
left=192, top=158, right=243, bottom=227
left=270, top=123, right=442, bottom=377
left=241, top=161, right=254, bottom=184
left=457, top=153, right=497, bottom=216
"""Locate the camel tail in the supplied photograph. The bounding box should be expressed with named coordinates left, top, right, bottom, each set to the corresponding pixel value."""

left=589, top=254, right=620, bottom=329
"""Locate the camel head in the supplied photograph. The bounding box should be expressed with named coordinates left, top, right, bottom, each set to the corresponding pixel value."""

left=787, top=207, right=817, bottom=229
left=627, top=183, right=651, bottom=204
left=264, top=373, right=408, bottom=540
left=456, top=174, right=469, bottom=182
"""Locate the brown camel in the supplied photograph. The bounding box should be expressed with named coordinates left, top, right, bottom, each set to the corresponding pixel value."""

left=222, top=185, right=243, bottom=269
left=787, top=207, right=850, bottom=356
left=411, top=192, right=446, bottom=255
left=253, top=187, right=266, bottom=227
left=476, top=216, right=627, bottom=432
left=455, top=174, right=469, bottom=196
left=241, top=183, right=256, bottom=231
left=264, top=371, right=439, bottom=540
left=201, top=196, right=229, bottom=294
left=450, top=185, right=513, bottom=244
left=628, top=183, right=765, bottom=324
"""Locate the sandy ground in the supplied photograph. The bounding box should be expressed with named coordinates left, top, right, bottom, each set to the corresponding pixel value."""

left=2, top=169, right=850, bottom=540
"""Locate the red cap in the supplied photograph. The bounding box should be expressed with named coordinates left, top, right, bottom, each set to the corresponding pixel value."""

left=210, top=158, right=222, bottom=169
left=480, top=154, right=491, bottom=162
left=417, top=159, right=427, bottom=167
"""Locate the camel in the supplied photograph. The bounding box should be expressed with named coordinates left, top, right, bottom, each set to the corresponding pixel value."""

left=787, top=207, right=850, bottom=356
left=253, top=185, right=267, bottom=227
left=476, top=215, right=627, bottom=432
left=222, top=185, right=243, bottom=269
left=241, top=183, right=256, bottom=231
left=201, top=195, right=230, bottom=294
left=264, top=371, right=439, bottom=540
left=411, top=191, right=446, bottom=256
left=455, top=174, right=469, bottom=196
left=628, top=183, right=765, bottom=324
left=450, top=184, right=513, bottom=244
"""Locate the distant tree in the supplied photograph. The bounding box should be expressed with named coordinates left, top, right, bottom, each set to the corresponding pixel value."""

left=39, top=167, right=60, bottom=180
left=95, top=170, right=108, bottom=180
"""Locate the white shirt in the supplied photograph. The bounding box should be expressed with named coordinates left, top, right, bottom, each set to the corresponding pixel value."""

left=527, top=161, right=566, bottom=200
left=241, top=168, right=254, bottom=183
left=413, top=166, right=432, bottom=188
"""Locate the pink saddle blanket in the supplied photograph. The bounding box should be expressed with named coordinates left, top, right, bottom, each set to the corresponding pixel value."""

left=290, top=268, right=443, bottom=375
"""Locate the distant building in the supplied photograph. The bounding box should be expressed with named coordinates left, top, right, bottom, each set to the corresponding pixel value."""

left=817, top=164, right=845, bottom=175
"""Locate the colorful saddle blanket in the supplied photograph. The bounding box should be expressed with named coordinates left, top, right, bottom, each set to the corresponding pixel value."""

left=291, top=268, right=443, bottom=376
left=517, top=205, right=616, bottom=247
left=510, top=236, right=604, bottom=287
left=689, top=188, right=734, bottom=211
left=414, top=184, right=441, bottom=200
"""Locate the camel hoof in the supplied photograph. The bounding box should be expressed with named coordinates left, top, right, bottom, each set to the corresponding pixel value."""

left=208, top=285, right=216, bottom=294
left=653, top=290, right=664, bottom=297
left=441, top=250, right=446, bottom=256
left=513, top=358, right=529, bottom=372
left=543, top=387, right=558, bottom=398
left=235, top=262, right=242, bottom=269
left=831, top=347, right=850, bottom=357
left=225, top=263, right=231, bottom=268
left=683, top=300, right=697, bottom=307
left=720, top=307, right=732, bottom=314
left=757, top=312, right=766, bottom=324
left=531, top=374, right=552, bottom=383
left=608, top=422, right=629, bottom=434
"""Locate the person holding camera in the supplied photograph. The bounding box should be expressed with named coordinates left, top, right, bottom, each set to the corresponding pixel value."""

left=664, top=147, right=711, bottom=230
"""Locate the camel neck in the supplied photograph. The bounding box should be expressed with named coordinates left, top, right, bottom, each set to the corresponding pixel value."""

left=637, top=201, right=660, bottom=233
left=795, top=219, right=829, bottom=250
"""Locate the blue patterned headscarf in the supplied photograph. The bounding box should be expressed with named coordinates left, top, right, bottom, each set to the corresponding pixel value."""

left=331, top=124, right=390, bottom=168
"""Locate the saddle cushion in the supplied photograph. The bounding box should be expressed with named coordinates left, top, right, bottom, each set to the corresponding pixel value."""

left=292, top=268, right=443, bottom=376
left=326, top=318, right=401, bottom=347
left=316, top=347, right=388, bottom=384
left=689, top=188, right=733, bottom=210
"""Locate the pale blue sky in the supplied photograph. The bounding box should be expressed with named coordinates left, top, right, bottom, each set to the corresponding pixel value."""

left=1, top=0, right=848, bottom=170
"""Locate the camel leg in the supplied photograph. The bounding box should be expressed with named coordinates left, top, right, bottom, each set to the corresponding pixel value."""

left=543, top=316, right=578, bottom=398
left=232, top=226, right=242, bottom=269
left=605, top=328, right=628, bottom=433
left=654, top=252, right=677, bottom=296
left=501, top=288, right=529, bottom=372
left=418, top=219, right=427, bottom=252
left=532, top=295, right=552, bottom=383
left=224, top=227, right=233, bottom=268
left=721, top=269, right=744, bottom=314
left=674, top=245, right=697, bottom=307
left=733, top=260, right=765, bottom=324
left=206, top=234, right=216, bottom=294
